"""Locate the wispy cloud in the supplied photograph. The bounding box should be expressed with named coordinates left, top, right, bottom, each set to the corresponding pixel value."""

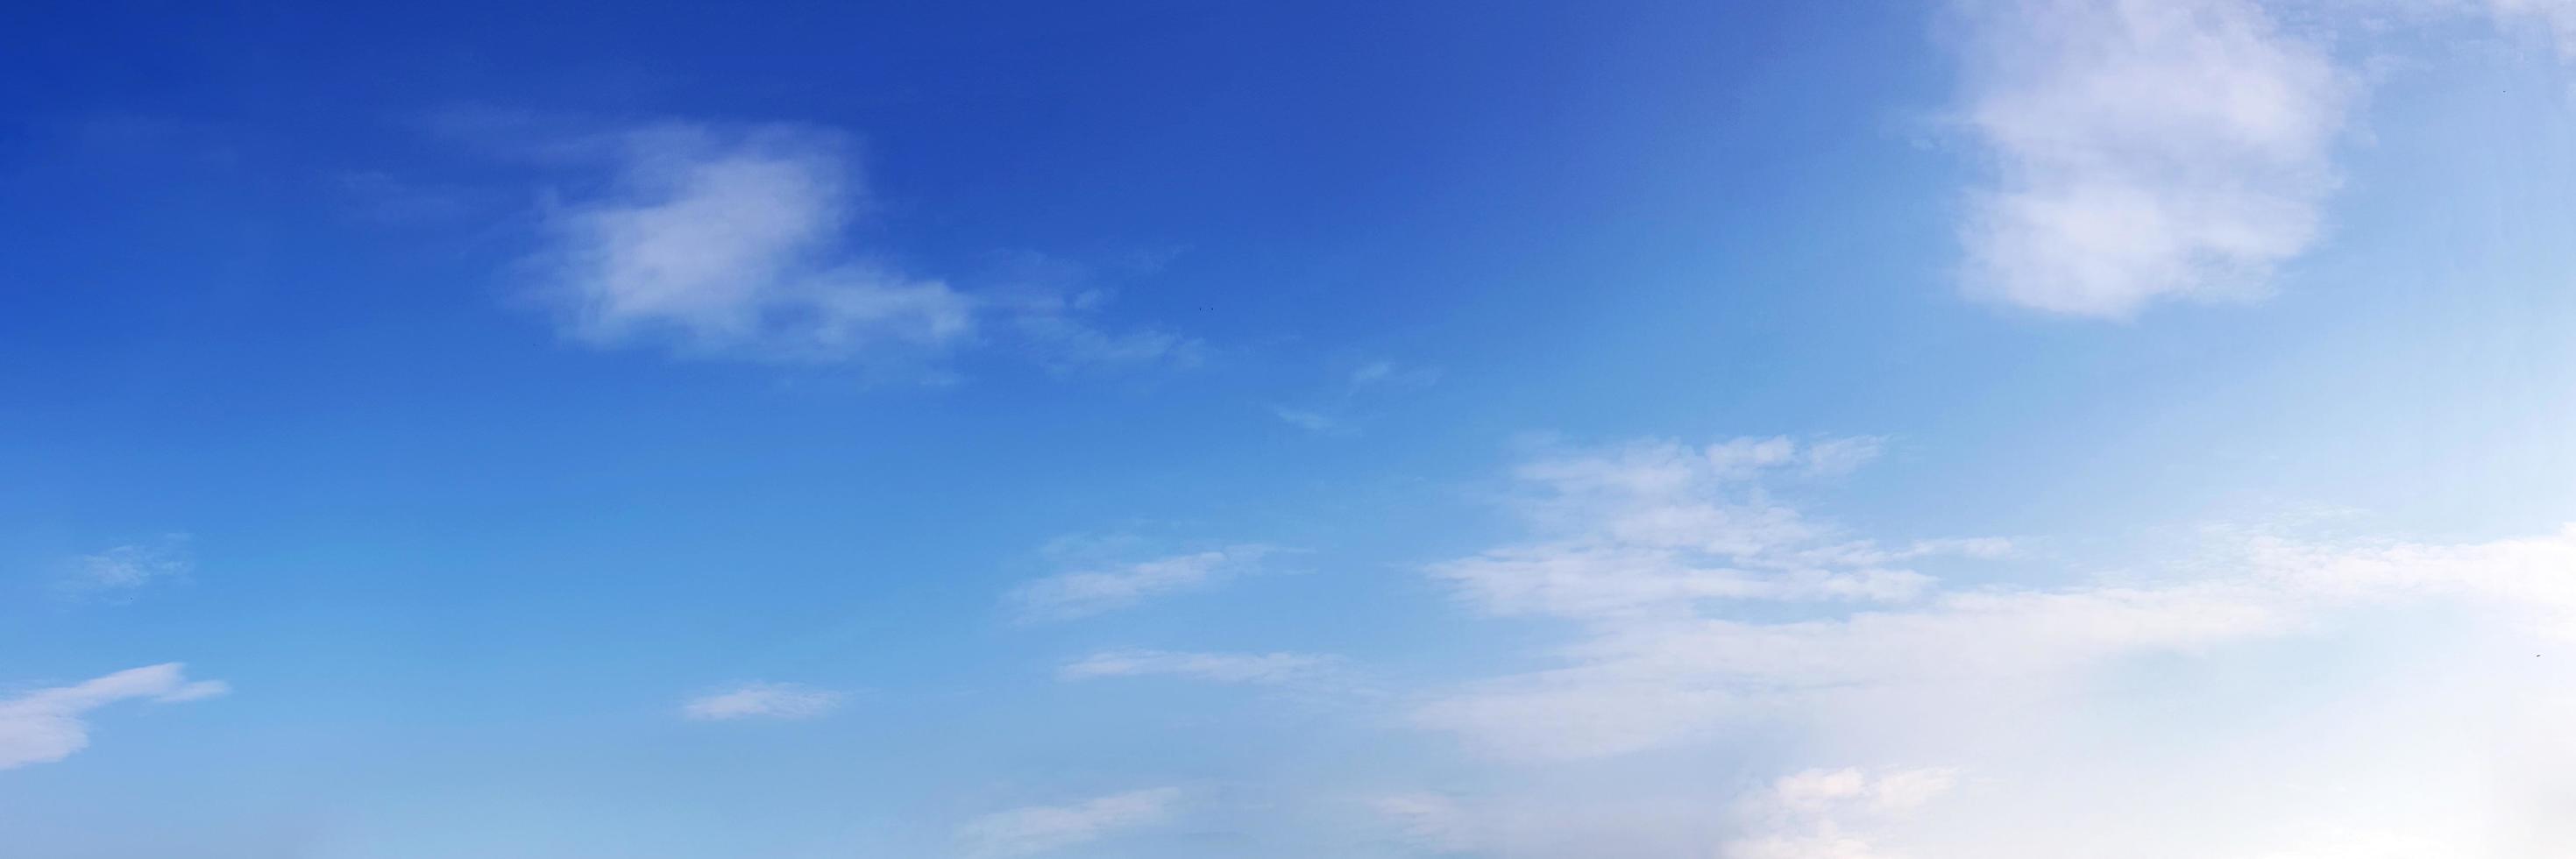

left=1268, top=405, right=1352, bottom=437
left=1430, top=437, right=1983, bottom=623
left=486, top=117, right=1196, bottom=374
left=60, top=535, right=192, bottom=600
left=1369, top=792, right=1484, bottom=855
left=0, top=664, right=229, bottom=770
left=679, top=682, right=843, bottom=721
left=955, top=787, right=1182, bottom=858
left=1950, top=0, right=2353, bottom=317
left=1007, top=545, right=1279, bottom=621
left=1058, top=649, right=1335, bottom=684
left=1003, top=288, right=1207, bottom=376
left=1269, top=359, right=1440, bottom=437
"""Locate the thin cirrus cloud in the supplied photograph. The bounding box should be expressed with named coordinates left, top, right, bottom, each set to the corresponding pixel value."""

left=1387, top=435, right=2576, bottom=855
left=0, top=663, right=229, bottom=770
left=678, top=682, right=843, bottom=721
left=506, top=118, right=1196, bottom=373
left=954, top=787, right=1182, bottom=859
left=1004, top=545, right=1279, bottom=621
left=1057, top=649, right=1335, bottom=685
left=1949, top=0, right=2353, bottom=317
left=1431, top=436, right=1980, bottom=622
left=1269, top=359, right=1441, bottom=437
left=60, top=535, right=192, bottom=600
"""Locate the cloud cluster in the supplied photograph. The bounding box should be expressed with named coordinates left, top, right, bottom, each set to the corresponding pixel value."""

left=1951, top=0, right=2352, bottom=317
left=955, top=787, right=1182, bottom=858
left=1393, top=437, right=2576, bottom=856
left=0, top=664, right=228, bottom=770
left=679, top=682, right=844, bottom=721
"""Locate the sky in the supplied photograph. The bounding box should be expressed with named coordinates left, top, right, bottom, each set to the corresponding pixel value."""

left=4, top=0, right=2576, bottom=856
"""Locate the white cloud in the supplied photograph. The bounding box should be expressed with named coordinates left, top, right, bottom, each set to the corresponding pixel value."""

left=0, top=664, right=229, bottom=770
left=534, top=123, right=976, bottom=363
left=679, top=682, right=843, bottom=721
left=1764, top=767, right=1957, bottom=814
left=1721, top=768, right=1958, bottom=859
left=1007, top=545, right=1277, bottom=621
left=1951, top=0, right=2353, bottom=317
left=61, top=536, right=191, bottom=600
left=516, top=122, right=1199, bottom=375
left=1058, top=649, right=1334, bottom=684
left=1398, top=437, right=2576, bottom=856
left=1430, top=437, right=1988, bottom=624
left=955, top=787, right=1182, bottom=858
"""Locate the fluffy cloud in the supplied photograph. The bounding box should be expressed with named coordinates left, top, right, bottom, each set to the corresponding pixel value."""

left=510, top=120, right=1195, bottom=373
left=1058, top=649, right=1334, bottom=684
left=534, top=124, right=975, bottom=363
left=1007, top=546, right=1278, bottom=621
left=1721, top=768, right=1958, bottom=859
left=679, top=682, right=843, bottom=721
left=955, top=787, right=1182, bottom=858
left=0, top=664, right=229, bottom=770
left=1951, top=0, right=2352, bottom=317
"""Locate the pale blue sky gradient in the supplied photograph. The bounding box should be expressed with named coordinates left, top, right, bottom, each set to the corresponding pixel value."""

left=5, top=2, right=2576, bottom=856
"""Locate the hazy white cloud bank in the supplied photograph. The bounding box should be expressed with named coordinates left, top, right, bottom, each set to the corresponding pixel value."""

left=2482, top=0, right=2576, bottom=56
left=506, top=120, right=1190, bottom=373
left=1951, top=0, right=2352, bottom=317
left=0, top=664, right=228, bottom=770
left=679, top=681, right=843, bottom=721
left=957, top=787, right=1182, bottom=858
left=1383, top=437, right=2576, bottom=857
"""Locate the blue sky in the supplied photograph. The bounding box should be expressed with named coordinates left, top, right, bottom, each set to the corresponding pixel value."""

left=5, top=1, right=2576, bottom=856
